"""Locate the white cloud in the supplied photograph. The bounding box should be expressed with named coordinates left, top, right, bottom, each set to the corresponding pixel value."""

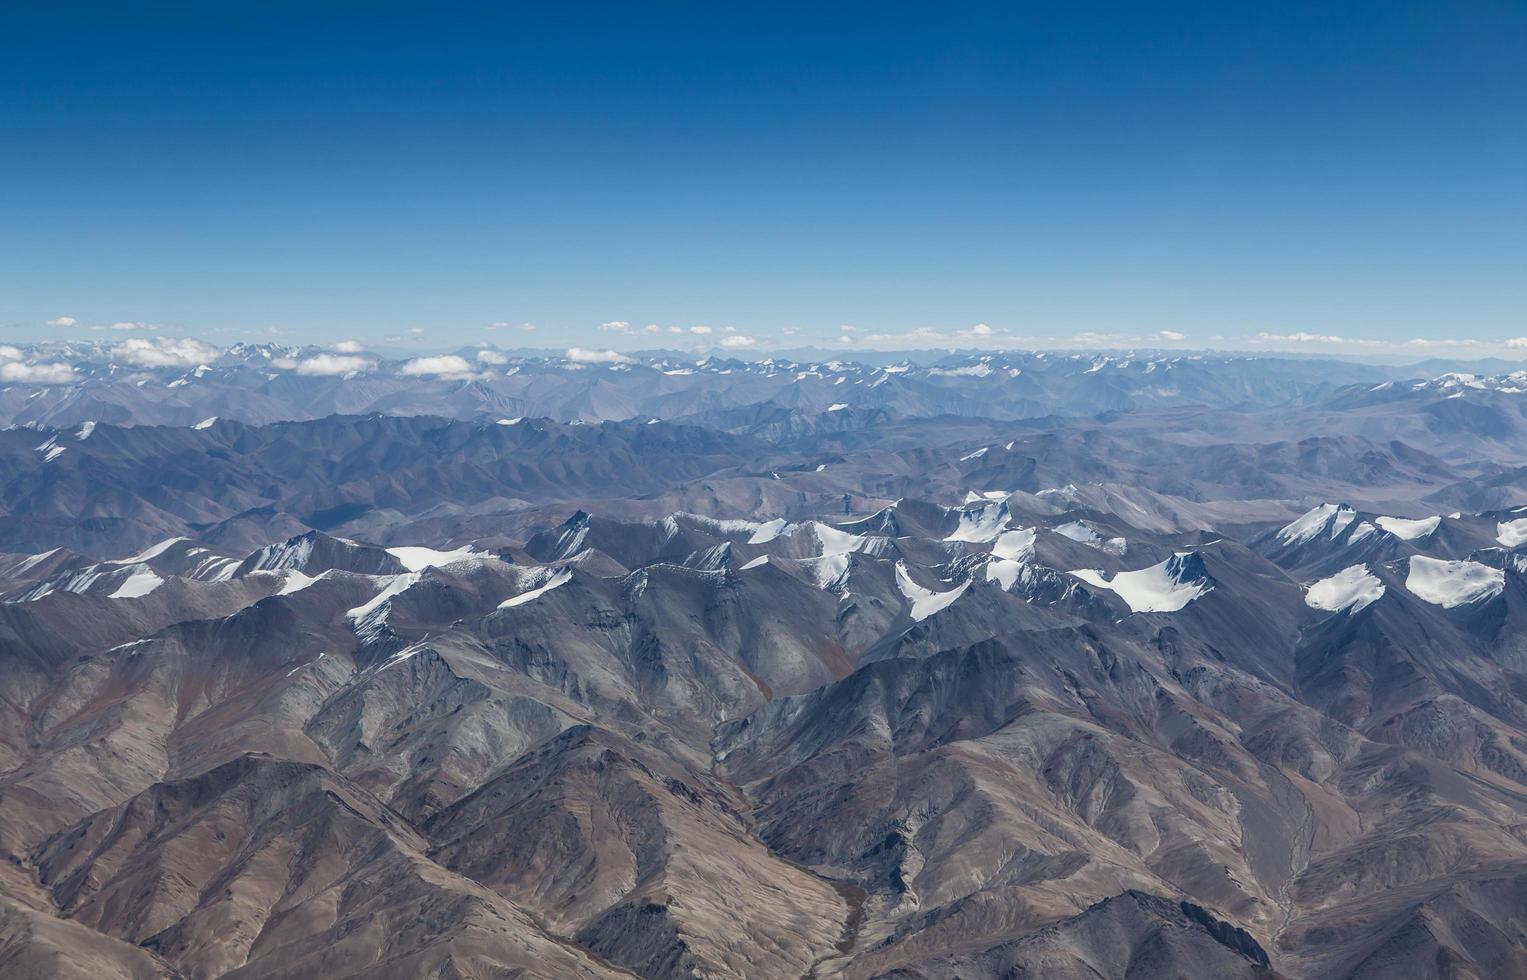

left=866, top=327, right=948, bottom=344
left=846, top=327, right=1165, bottom=351
left=0, top=361, right=76, bottom=384
left=297, top=354, right=373, bottom=376
left=720, top=335, right=757, bottom=349
left=47, top=316, right=77, bottom=327
left=1158, top=330, right=1187, bottom=341
left=565, top=347, right=633, bottom=364
left=0, top=346, right=76, bottom=384
left=953, top=323, right=1002, bottom=340
left=109, top=321, right=156, bottom=331
left=1256, top=331, right=1341, bottom=343
left=599, top=320, right=633, bottom=333
left=329, top=339, right=365, bottom=354
left=644, top=324, right=662, bottom=333
left=1252, top=329, right=1386, bottom=344
left=111, top=337, right=221, bottom=367
left=1405, top=337, right=1479, bottom=347
left=476, top=349, right=509, bottom=365
left=1071, top=331, right=1131, bottom=346
left=1250, top=331, right=1380, bottom=346
left=839, top=324, right=859, bottom=333
left=781, top=326, right=801, bottom=336
left=407, top=327, right=426, bottom=335
left=689, top=325, right=713, bottom=335
left=666, top=326, right=684, bottom=334
left=400, top=354, right=475, bottom=377
left=1205, top=331, right=1527, bottom=351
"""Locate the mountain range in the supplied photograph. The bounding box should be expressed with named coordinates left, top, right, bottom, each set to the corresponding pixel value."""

left=4, top=347, right=1527, bottom=978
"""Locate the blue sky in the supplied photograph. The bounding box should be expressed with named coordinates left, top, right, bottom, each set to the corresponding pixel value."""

left=3, top=1, right=1525, bottom=355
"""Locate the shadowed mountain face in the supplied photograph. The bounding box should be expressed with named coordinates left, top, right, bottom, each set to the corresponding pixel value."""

left=4, top=353, right=1527, bottom=977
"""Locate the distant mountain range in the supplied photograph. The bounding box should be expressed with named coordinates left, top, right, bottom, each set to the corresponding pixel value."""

left=0, top=339, right=1450, bottom=427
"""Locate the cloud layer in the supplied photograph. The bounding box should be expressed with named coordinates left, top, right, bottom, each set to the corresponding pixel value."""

left=296, top=354, right=373, bottom=376
left=400, top=354, right=476, bottom=377
left=0, top=346, right=75, bottom=383
left=110, top=337, right=222, bottom=368
left=566, top=347, right=633, bottom=364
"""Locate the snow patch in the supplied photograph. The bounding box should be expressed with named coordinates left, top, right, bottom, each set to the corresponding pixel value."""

left=386, top=544, right=490, bottom=571
left=1375, top=515, right=1441, bottom=541
left=499, top=568, right=572, bottom=608
left=991, top=527, right=1037, bottom=562
left=679, top=514, right=790, bottom=544
left=548, top=518, right=590, bottom=560
left=813, top=523, right=868, bottom=557
left=747, top=518, right=789, bottom=544
left=120, top=537, right=188, bottom=564
left=1305, top=564, right=1385, bottom=613
left=930, top=363, right=992, bottom=378
left=248, top=535, right=316, bottom=572
left=1276, top=504, right=1356, bottom=546
left=277, top=569, right=319, bottom=595
left=985, top=557, right=1043, bottom=592
left=1404, top=556, right=1503, bottom=608
left=1496, top=517, right=1527, bottom=548
left=34, top=436, right=65, bottom=462
left=346, top=572, right=422, bottom=635
left=1067, top=553, right=1211, bottom=613
left=1053, top=521, right=1127, bottom=556
left=8, top=548, right=61, bottom=578
left=1348, top=521, right=1378, bottom=543
left=800, top=554, right=851, bottom=590
left=944, top=501, right=1008, bottom=544
left=108, top=566, right=163, bottom=599
left=895, top=562, right=969, bottom=621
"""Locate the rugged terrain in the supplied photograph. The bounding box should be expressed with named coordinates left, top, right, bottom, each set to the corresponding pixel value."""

left=4, top=346, right=1527, bottom=978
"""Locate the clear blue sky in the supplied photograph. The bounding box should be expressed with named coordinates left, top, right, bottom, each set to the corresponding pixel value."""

left=3, top=1, right=1525, bottom=354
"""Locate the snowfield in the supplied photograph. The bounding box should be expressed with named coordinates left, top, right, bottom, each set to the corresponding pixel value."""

left=895, top=561, right=969, bottom=621
left=1305, top=564, right=1385, bottom=613
left=1375, top=515, right=1441, bottom=540
left=1497, top=517, right=1527, bottom=548
left=386, top=544, right=491, bottom=571
left=1276, top=503, right=1357, bottom=546
left=944, top=501, right=1009, bottom=544
left=1068, top=553, right=1211, bottom=613
left=499, top=568, right=573, bottom=608
left=1404, top=556, right=1504, bottom=608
